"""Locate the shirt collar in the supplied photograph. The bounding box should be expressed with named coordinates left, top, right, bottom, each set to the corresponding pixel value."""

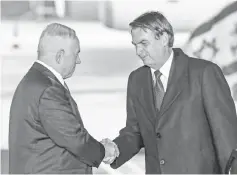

left=36, top=60, right=65, bottom=86
left=151, top=50, right=174, bottom=79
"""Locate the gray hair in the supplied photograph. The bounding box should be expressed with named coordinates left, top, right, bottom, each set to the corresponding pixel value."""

left=37, top=23, right=77, bottom=56
left=129, top=11, right=174, bottom=47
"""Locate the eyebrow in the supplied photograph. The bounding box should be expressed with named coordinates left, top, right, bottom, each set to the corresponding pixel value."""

left=131, top=40, right=148, bottom=45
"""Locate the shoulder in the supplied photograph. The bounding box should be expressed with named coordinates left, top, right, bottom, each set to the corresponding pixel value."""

left=174, top=48, right=220, bottom=72
left=24, top=68, right=53, bottom=90
left=129, top=65, right=149, bottom=79
left=187, top=56, right=221, bottom=73
left=18, top=67, right=65, bottom=99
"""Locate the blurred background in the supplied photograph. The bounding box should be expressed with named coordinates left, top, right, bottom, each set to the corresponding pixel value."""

left=1, top=0, right=236, bottom=174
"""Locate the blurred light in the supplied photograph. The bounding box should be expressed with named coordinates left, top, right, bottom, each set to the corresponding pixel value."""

left=54, top=0, right=65, bottom=18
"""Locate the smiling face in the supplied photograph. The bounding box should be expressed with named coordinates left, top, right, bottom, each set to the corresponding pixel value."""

left=131, top=27, right=169, bottom=70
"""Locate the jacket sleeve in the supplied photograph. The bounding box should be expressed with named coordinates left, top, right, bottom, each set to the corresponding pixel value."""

left=38, top=85, right=105, bottom=168
left=111, top=72, right=144, bottom=169
left=202, top=63, right=237, bottom=173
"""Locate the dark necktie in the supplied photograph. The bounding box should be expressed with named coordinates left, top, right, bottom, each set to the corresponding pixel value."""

left=154, top=70, right=165, bottom=110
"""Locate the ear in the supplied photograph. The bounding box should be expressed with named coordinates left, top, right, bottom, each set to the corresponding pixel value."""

left=161, top=32, right=169, bottom=47
left=56, top=49, right=65, bottom=64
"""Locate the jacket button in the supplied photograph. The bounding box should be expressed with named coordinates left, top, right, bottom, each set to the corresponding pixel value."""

left=160, top=159, right=165, bottom=165
left=156, top=132, right=161, bottom=138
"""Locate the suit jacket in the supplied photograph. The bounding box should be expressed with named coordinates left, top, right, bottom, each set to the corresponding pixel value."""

left=111, top=48, right=237, bottom=173
left=225, top=149, right=237, bottom=174
left=9, top=62, right=105, bottom=174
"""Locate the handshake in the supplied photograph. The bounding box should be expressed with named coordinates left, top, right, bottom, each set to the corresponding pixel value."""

left=100, top=138, right=120, bottom=164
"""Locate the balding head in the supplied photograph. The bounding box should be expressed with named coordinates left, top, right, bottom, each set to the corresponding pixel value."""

left=37, top=23, right=81, bottom=79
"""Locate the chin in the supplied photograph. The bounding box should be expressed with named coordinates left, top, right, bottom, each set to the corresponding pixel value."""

left=64, top=73, right=72, bottom=79
left=143, top=61, right=152, bottom=67
left=142, top=60, right=148, bottom=65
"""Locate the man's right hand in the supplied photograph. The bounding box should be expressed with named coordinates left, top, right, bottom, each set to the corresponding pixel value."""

left=100, top=138, right=119, bottom=164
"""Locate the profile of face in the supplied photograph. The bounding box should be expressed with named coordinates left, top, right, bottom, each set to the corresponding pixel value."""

left=131, top=27, right=169, bottom=70
left=57, top=38, right=81, bottom=79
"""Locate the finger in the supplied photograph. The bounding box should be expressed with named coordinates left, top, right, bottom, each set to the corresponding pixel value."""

left=103, top=157, right=111, bottom=162
left=104, top=154, right=115, bottom=161
left=105, top=157, right=116, bottom=164
left=101, top=139, right=109, bottom=143
left=100, top=141, right=106, bottom=145
left=112, top=143, right=119, bottom=157
left=106, top=138, right=113, bottom=142
left=103, top=160, right=111, bottom=164
left=115, top=149, right=119, bottom=157
left=103, top=156, right=115, bottom=164
left=101, top=138, right=108, bottom=142
left=109, top=156, right=117, bottom=164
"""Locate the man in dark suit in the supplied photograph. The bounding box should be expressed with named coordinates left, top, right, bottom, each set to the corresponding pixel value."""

left=102, top=11, right=237, bottom=173
left=8, top=23, right=118, bottom=174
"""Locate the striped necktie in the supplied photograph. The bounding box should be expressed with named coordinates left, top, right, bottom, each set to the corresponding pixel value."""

left=154, top=70, right=165, bottom=110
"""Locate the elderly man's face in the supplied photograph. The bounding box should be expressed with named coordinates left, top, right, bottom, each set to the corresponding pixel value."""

left=62, top=38, right=81, bottom=79
left=131, top=27, right=167, bottom=70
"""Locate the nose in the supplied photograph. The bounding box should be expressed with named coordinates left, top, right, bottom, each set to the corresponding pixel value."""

left=76, top=55, right=81, bottom=64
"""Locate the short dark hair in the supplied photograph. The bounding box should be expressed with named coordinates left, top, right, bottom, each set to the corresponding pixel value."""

left=129, top=11, right=174, bottom=47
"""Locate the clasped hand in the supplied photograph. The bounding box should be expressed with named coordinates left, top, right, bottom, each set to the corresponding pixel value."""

left=100, top=138, right=119, bottom=164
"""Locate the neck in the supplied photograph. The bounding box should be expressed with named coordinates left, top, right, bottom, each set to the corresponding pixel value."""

left=38, top=57, right=62, bottom=76
left=165, top=47, right=172, bottom=59
left=152, top=47, right=172, bottom=70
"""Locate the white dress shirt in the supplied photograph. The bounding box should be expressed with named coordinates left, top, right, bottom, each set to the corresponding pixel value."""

left=150, top=51, right=174, bottom=92
left=36, top=60, right=65, bottom=87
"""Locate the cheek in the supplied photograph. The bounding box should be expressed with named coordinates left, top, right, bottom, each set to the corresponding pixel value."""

left=64, top=59, right=73, bottom=71
left=69, top=61, right=74, bottom=69
left=66, top=61, right=72, bottom=69
left=147, top=47, right=156, bottom=57
left=71, top=59, right=77, bottom=69
left=153, top=46, right=162, bottom=56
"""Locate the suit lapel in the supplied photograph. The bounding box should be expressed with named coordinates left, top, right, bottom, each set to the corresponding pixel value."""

left=33, top=62, right=83, bottom=124
left=156, top=49, right=189, bottom=125
left=33, top=62, right=75, bottom=105
left=137, top=66, right=157, bottom=125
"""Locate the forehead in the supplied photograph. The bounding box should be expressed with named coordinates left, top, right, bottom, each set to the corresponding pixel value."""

left=70, top=37, right=80, bottom=50
left=131, top=28, right=155, bottom=43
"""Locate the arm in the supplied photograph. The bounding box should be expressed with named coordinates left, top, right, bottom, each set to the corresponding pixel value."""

left=202, top=63, right=237, bottom=172
left=38, top=86, right=105, bottom=168
left=225, top=148, right=237, bottom=174
left=110, top=72, right=144, bottom=169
